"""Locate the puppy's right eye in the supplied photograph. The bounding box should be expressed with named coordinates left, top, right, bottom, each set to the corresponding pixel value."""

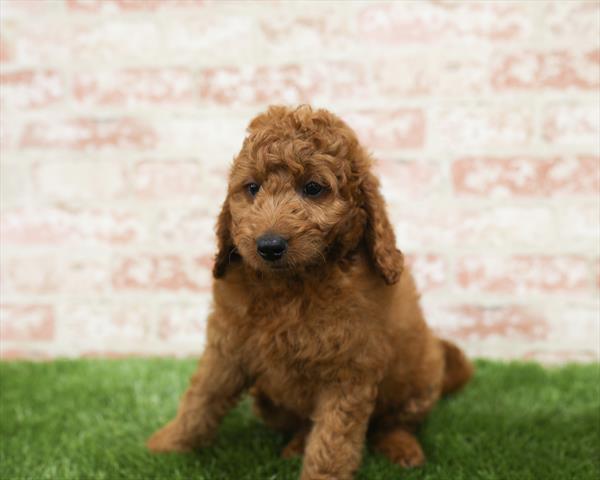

left=246, top=183, right=260, bottom=197
left=302, top=181, right=323, bottom=197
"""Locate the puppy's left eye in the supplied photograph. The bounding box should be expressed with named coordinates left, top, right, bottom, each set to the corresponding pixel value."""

left=246, top=182, right=260, bottom=197
left=302, top=181, right=323, bottom=197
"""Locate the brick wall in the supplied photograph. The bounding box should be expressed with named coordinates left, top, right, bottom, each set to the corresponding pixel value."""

left=1, top=0, right=598, bottom=362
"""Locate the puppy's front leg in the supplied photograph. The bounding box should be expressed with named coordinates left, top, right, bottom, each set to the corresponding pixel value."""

left=301, top=384, right=377, bottom=480
left=147, top=345, right=247, bottom=453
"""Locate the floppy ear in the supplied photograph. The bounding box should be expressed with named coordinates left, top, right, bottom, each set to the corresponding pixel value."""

left=212, top=197, right=236, bottom=278
left=361, top=172, right=404, bottom=285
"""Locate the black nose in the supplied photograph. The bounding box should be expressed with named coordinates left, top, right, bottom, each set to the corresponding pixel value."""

left=256, top=234, right=287, bottom=261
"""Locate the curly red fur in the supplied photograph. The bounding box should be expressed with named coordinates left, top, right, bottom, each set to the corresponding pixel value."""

left=148, top=105, right=473, bottom=480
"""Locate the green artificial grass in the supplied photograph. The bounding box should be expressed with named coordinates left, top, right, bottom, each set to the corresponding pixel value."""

left=0, top=359, right=598, bottom=480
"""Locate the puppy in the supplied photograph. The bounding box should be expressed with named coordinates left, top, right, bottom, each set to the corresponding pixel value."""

left=147, top=105, right=473, bottom=480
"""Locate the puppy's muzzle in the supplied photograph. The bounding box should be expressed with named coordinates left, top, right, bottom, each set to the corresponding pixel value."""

left=256, top=234, right=287, bottom=262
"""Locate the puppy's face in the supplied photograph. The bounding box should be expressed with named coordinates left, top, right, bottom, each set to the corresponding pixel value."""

left=227, top=142, right=358, bottom=274
left=214, top=106, right=403, bottom=285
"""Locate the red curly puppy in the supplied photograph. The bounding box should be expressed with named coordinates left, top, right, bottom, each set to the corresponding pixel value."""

left=147, top=105, right=473, bottom=479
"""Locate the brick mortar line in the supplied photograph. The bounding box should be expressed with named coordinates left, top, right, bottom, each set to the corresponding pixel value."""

left=3, top=146, right=599, bottom=159
left=0, top=148, right=600, bottom=161
left=3, top=144, right=599, bottom=159
left=2, top=37, right=599, bottom=69
left=2, top=93, right=599, bottom=113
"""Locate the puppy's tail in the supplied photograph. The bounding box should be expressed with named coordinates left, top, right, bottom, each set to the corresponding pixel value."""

left=441, top=339, right=474, bottom=395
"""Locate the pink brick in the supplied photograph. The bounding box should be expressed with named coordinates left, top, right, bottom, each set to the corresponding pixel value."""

left=492, top=50, right=600, bottom=90
left=74, top=69, right=194, bottom=106
left=373, top=56, right=432, bottom=97
left=130, top=161, right=203, bottom=199
left=1, top=255, right=111, bottom=295
left=198, top=62, right=367, bottom=106
left=59, top=257, right=113, bottom=294
left=452, top=156, right=600, bottom=197
left=1, top=0, right=62, bottom=15
left=157, top=208, right=218, bottom=247
left=67, top=0, right=204, bottom=12
left=3, top=19, right=71, bottom=66
left=173, top=16, right=260, bottom=63
left=457, top=256, right=591, bottom=294
left=158, top=302, right=210, bottom=343
left=375, top=55, right=490, bottom=97
left=0, top=120, right=20, bottom=151
left=20, top=118, right=157, bottom=150
left=0, top=305, right=54, bottom=341
left=378, top=49, right=600, bottom=96
left=550, top=306, right=600, bottom=345
left=62, top=304, right=151, bottom=343
left=556, top=203, right=600, bottom=249
left=0, top=208, right=145, bottom=245
left=376, top=159, right=444, bottom=200
left=428, top=305, right=549, bottom=342
left=257, top=8, right=354, bottom=59
left=454, top=205, right=555, bottom=250
left=389, top=203, right=454, bottom=252
left=1, top=162, right=29, bottom=207
left=435, top=106, right=533, bottom=150
left=72, top=13, right=254, bottom=65
left=543, top=103, right=600, bottom=146
left=0, top=348, right=50, bottom=361
left=392, top=202, right=556, bottom=252
left=522, top=349, right=598, bottom=364
left=112, top=254, right=211, bottom=292
left=0, top=70, right=64, bottom=109
left=155, top=117, right=247, bottom=178
left=33, top=161, right=126, bottom=201
left=434, top=56, right=492, bottom=95
left=405, top=254, right=447, bottom=291
left=358, top=2, right=531, bottom=44
left=343, top=110, right=425, bottom=150
left=71, top=18, right=162, bottom=63
left=1, top=257, right=57, bottom=294
left=543, top=1, right=600, bottom=43
left=0, top=34, right=13, bottom=63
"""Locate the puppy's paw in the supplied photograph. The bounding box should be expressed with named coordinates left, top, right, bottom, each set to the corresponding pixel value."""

left=383, top=441, right=425, bottom=468
left=281, top=439, right=304, bottom=459
left=281, top=427, right=308, bottom=459
left=373, top=429, right=425, bottom=469
left=146, top=420, right=204, bottom=453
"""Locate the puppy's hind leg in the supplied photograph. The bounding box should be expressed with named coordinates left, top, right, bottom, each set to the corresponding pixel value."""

left=370, top=385, right=440, bottom=469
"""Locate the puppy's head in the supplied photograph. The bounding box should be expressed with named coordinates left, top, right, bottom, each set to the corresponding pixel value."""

left=213, top=105, right=403, bottom=284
